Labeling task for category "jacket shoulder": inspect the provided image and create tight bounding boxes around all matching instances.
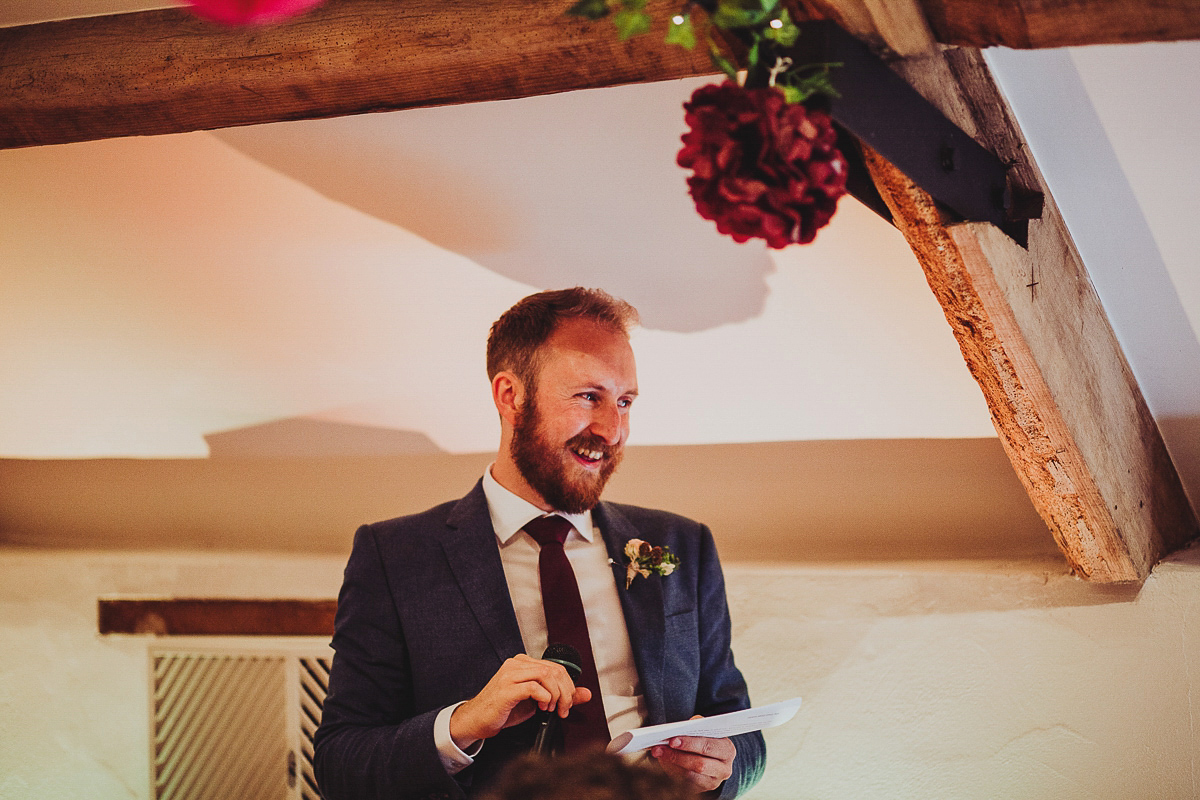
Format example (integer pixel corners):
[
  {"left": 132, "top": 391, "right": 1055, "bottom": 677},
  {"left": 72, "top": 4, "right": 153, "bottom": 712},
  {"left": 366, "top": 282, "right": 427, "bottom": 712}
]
[
  {"left": 600, "top": 500, "right": 706, "bottom": 532},
  {"left": 362, "top": 498, "right": 460, "bottom": 536},
  {"left": 366, "top": 479, "right": 483, "bottom": 534}
]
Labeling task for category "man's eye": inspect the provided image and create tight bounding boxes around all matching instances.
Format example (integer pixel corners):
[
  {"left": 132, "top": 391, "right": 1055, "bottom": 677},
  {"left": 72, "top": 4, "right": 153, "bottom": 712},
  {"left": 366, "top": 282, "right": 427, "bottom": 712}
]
[
  {"left": 580, "top": 392, "right": 598, "bottom": 402},
  {"left": 618, "top": 398, "right": 633, "bottom": 408}
]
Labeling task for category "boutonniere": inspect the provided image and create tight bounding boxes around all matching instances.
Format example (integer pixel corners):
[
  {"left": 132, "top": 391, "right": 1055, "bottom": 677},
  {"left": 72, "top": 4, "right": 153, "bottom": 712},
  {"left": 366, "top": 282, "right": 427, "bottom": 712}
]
[{"left": 623, "top": 538, "right": 679, "bottom": 589}]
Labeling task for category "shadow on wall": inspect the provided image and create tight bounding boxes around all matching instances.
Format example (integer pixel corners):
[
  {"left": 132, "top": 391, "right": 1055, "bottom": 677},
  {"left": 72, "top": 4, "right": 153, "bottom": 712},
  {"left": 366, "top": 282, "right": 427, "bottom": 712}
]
[
  {"left": 1, "top": 437, "right": 1061, "bottom": 564},
  {"left": 1159, "top": 414, "right": 1200, "bottom": 518},
  {"left": 213, "top": 78, "right": 777, "bottom": 334},
  {"left": 204, "top": 418, "right": 443, "bottom": 458}
]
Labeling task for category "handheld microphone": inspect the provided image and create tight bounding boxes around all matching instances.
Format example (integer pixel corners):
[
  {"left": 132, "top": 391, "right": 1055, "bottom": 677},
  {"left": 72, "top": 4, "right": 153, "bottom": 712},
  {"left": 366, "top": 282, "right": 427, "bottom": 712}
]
[{"left": 530, "top": 643, "right": 582, "bottom": 756}]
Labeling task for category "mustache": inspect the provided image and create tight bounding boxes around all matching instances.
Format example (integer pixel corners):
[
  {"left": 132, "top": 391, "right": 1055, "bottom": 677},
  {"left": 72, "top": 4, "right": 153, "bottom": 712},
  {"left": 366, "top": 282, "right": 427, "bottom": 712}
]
[{"left": 566, "top": 432, "right": 619, "bottom": 458}]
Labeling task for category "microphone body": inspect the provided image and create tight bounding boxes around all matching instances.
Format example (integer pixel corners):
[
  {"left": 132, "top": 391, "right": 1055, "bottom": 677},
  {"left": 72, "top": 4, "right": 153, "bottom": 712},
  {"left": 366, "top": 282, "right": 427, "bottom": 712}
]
[{"left": 530, "top": 643, "right": 582, "bottom": 756}]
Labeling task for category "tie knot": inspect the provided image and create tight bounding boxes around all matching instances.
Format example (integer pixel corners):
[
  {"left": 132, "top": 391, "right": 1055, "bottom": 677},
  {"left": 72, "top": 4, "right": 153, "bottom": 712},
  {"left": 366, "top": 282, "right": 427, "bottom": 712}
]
[{"left": 524, "top": 515, "right": 572, "bottom": 547}]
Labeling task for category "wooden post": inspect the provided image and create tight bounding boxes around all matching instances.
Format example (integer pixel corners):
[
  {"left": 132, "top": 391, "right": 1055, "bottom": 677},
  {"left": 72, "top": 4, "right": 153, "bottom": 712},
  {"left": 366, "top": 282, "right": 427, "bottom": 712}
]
[{"left": 863, "top": 49, "right": 1198, "bottom": 581}]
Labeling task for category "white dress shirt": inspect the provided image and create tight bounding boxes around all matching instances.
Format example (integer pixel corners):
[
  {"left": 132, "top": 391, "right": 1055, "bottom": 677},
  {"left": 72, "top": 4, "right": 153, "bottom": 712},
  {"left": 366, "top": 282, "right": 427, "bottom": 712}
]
[{"left": 433, "top": 467, "right": 648, "bottom": 772}]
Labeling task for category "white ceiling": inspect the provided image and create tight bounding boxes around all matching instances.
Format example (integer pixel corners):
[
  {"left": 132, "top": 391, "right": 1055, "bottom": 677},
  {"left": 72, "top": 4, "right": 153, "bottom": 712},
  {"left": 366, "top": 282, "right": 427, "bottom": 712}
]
[
  {"left": 0, "top": 87, "right": 993, "bottom": 457},
  {"left": 1, "top": 5, "right": 1197, "bottom": 508}
]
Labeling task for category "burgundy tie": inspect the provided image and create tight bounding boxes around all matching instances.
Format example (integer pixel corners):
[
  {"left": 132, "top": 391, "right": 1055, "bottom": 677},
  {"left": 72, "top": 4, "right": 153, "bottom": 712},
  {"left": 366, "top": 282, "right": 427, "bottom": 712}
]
[{"left": 523, "top": 515, "right": 610, "bottom": 751}]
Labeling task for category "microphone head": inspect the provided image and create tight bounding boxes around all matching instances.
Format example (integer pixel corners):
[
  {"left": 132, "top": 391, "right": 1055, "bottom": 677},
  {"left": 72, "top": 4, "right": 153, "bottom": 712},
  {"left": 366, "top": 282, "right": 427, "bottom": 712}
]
[{"left": 541, "top": 643, "right": 582, "bottom": 682}]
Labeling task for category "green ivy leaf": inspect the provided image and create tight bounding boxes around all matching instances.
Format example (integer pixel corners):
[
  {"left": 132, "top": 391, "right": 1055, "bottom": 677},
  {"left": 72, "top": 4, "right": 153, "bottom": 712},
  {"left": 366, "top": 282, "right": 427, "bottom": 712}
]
[
  {"left": 745, "top": 40, "right": 760, "bottom": 71},
  {"left": 665, "top": 13, "right": 697, "bottom": 49},
  {"left": 613, "top": 8, "right": 652, "bottom": 39},
  {"left": 713, "top": 0, "right": 779, "bottom": 30},
  {"left": 708, "top": 40, "right": 740, "bottom": 80},
  {"left": 566, "top": 0, "right": 611, "bottom": 19},
  {"left": 779, "top": 63, "right": 842, "bottom": 102},
  {"left": 761, "top": 8, "right": 799, "bottom": 46}
]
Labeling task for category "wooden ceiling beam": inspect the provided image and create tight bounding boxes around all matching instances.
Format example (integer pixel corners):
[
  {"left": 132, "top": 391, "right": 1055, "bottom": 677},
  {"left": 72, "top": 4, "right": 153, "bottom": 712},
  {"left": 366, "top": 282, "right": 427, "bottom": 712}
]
[
  {"left": 924, "top": 0, "right": 1200, "bottom": 49},
  {"left": 864, "top": 48, "right": 1198, "bottom": 582},
  {"left": 0, "top": 0, "right": 714, "bottom": 150},
  {"left": 4, "top": 0, "right": 1200, "bottom": 150},
  {"left": 797, "top": 0, "right": 1200, "bottom": 51}
]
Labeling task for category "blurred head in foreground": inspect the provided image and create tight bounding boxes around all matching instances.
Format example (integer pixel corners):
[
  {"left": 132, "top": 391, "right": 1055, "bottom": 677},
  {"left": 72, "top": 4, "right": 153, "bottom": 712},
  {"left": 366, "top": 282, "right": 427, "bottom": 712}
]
[{"left": 479, "top": 750, "right": 692, "bottom": 800}]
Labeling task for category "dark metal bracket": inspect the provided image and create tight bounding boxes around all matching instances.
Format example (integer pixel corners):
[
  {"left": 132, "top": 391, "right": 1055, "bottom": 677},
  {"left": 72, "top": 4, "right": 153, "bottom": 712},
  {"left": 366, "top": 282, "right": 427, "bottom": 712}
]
[{"left": 768, "top": 21, "right": 1041, "bottom": 247}]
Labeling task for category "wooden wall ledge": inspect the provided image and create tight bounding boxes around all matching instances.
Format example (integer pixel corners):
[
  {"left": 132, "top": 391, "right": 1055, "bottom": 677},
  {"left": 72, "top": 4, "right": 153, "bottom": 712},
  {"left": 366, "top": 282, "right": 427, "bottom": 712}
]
[{"left": 98, "top": 597, "right": 336, "bottom": 636}]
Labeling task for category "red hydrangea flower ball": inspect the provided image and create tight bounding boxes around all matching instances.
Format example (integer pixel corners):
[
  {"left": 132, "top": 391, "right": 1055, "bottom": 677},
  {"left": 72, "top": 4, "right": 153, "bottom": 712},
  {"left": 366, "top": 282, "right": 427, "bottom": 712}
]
[{"left": 677, "top": 82, "right": 849, "bottom": 248}]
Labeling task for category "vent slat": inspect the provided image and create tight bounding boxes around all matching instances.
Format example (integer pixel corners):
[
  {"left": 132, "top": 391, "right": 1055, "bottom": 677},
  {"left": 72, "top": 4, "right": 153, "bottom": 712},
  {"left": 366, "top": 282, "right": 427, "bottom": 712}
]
[
  {"left": 153, "top": 652, "right": 288, "bottom": 800},
  {"left": 298, "top": 657, "right": 329, "bottom": 800},
  {"left": 157, "top": 655, "right": 219, "bottom": 749},
  {"left": 160, "top": 658, "right": 241, "bottom": 781}
]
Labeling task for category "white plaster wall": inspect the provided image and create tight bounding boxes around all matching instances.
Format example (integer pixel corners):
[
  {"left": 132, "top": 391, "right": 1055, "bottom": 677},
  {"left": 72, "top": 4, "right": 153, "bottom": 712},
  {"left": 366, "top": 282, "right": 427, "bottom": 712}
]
[
  {"left": 732, "top": 554, "right": 1200, "bottom": 798},
  {"left": 1, "top": 547, "right": 1197, "bottom": 799},
  {"left": 0, "top": 550, "right": 344, "bottom": 799}
]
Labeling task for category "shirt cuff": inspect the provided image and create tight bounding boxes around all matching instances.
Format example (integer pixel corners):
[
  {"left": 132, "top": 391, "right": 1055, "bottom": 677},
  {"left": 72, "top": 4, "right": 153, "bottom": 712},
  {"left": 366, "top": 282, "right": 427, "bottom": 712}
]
[{"left": 434, "top": 702, "right": 483, "bottom": 775}]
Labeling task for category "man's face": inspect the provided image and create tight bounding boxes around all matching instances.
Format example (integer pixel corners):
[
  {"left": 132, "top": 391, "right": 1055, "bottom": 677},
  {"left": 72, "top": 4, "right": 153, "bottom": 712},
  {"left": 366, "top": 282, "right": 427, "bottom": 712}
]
[{"left": 509, "top": 318, "right": 638, "bottom": 514}]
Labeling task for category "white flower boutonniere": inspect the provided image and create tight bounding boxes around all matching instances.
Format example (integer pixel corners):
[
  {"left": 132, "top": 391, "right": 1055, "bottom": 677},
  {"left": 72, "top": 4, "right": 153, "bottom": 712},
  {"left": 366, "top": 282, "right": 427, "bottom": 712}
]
[{"left": 623, "top": 538, "right": 680, "bottom": 589}]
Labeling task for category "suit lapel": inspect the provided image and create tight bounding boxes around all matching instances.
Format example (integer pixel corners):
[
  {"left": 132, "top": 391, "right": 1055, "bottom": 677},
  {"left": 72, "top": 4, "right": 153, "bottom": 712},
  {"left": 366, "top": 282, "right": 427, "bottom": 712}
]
[
  {"left": 442, "top": 481, "right": 525, "bottom": 663},
  {"left": 594, "top": 502, "right": 667, "bottom": 725}
]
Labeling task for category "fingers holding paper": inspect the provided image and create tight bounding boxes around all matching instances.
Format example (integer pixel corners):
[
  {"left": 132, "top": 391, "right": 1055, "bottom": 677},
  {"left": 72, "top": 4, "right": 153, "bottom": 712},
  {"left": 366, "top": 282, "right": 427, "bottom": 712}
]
[{"left": 651, "top": 716, "right": 736, "bottom": 793}]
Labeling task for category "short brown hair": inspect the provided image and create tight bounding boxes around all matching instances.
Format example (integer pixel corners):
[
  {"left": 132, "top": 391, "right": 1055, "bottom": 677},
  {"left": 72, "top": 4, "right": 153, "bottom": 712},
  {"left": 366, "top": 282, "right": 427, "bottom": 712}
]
[
  {"left": 486, "top": 288, "right": 639, "bottom": 390},
  {"left": 478, "top": 751, "right": 691, "bottom": 800}
]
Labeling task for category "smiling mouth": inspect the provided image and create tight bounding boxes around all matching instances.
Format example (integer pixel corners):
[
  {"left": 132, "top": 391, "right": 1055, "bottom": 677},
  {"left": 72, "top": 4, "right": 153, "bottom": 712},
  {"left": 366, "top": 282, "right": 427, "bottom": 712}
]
[{"left": 571, "top": 445, "right": 605, "bottom": 465}]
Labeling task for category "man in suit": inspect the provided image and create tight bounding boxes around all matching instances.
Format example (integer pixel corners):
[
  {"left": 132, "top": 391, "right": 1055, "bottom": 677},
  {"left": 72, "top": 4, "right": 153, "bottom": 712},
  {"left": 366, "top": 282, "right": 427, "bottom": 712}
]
[{"left": 314, "top": 288, "right": 765, "bottom": 800}]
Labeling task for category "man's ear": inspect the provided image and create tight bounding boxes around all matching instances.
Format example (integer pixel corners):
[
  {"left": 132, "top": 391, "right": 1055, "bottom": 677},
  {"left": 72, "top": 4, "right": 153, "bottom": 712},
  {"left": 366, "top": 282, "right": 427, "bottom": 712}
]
[{"left": 491, "top": 371, "right": 525, "bottom": 425}]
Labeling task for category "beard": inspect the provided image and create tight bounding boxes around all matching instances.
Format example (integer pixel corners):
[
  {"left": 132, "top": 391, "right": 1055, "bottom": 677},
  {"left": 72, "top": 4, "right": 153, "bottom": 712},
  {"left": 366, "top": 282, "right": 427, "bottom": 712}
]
[{"left": 510, "top": 395, "right": 624, "bottom": 514}]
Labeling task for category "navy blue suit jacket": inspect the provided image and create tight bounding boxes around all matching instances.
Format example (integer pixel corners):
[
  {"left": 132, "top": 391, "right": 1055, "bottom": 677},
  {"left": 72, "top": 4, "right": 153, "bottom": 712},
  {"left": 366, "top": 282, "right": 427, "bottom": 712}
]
[{"left": 314, "top": 481, "right": 765, "bottom": 800}]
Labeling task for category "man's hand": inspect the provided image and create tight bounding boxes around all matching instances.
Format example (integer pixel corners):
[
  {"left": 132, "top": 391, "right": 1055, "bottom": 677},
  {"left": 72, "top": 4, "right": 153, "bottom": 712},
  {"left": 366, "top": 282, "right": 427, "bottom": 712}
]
[
  {"left": 448, "top": 654, "right": 592, "bottom": 749},
  {"left": 651, "top": 716, "right": 736, "bottom": 794}
]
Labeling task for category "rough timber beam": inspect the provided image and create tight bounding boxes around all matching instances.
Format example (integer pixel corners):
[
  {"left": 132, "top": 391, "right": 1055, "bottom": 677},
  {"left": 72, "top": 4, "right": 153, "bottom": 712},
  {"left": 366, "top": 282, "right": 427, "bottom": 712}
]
[
  {"left": 0, "top": 0, "right": 714, "bottom": 150},
  {"left": 922, "top": 0, "right": 1200, "bottom": 49},
  {"left": 793, "top": 0, "right": 1200, "bottom": 52},
  {"left": 863, "top": 48, "right": 1198, "bottom": 582},
  {"left": 4, "top": 0, "right": 1200, "bottom": 150}
]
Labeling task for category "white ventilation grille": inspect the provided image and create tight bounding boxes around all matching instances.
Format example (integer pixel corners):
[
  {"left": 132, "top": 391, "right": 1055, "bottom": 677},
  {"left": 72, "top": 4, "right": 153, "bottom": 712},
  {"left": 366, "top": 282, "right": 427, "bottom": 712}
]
[
  {"left": 298, "top": 657, "right": 331, "bottom": 800},
  {"left": 152, "top": 648, "right": 331, "bottom": 800}
]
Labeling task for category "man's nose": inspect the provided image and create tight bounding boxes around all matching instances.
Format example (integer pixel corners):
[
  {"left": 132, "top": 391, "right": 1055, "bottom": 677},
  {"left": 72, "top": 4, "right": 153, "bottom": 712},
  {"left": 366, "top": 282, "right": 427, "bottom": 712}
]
[{"left": 590, "top": 403, "right": 623, "bottom": 446}]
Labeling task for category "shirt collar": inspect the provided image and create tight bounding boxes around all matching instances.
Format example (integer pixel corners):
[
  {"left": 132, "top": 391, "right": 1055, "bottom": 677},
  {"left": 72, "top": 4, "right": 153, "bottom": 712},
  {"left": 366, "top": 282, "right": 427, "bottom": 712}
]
[{"left": 482, "top": 464, "right": 594, "bottom": 544}]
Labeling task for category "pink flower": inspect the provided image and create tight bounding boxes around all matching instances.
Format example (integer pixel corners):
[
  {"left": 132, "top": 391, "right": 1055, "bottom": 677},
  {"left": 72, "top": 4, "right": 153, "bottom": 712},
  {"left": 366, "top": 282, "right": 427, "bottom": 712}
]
[
  {"left": 677, "top": 82, "right": 848, "bottom": 248},
  {"left": 184, "top": 0, "right": 324, "bottom": 26}
]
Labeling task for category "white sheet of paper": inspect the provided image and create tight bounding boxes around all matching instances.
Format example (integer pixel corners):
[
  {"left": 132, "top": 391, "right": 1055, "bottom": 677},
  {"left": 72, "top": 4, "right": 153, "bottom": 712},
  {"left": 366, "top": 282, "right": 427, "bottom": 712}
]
[{"left": 606, "top": 696, "right": 802, "bottom": 755}]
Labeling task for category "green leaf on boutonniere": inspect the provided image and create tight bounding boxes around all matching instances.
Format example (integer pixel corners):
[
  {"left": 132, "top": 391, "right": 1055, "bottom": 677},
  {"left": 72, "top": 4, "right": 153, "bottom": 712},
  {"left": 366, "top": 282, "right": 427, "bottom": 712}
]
[
  {"left": 665, "top": 13, "right": 696, "bottom": 49},
  {"left": 613, "top": 8, "right": 652, "bottom": 39},
  {"left": 566, "top": 0, "right": 611, "bottom": 20}
]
